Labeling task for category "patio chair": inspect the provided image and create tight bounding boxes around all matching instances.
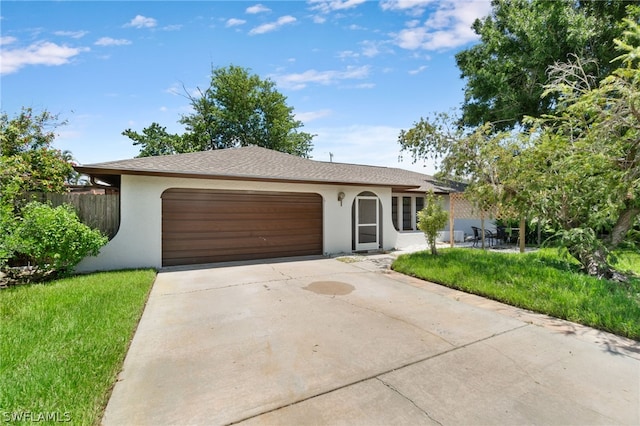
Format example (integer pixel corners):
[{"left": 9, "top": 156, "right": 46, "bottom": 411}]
[
  {"left": 496, "top": 226, "right": 508, "bottom": 245},
  {"left": 485, "top": 229, "right": 496, "bottom": 246},
  {"left": 471, "top": 226, "right": 481, "bottom": 247},
  {"left": 472, "top": 226, "right": 495, "bottom": 247}
]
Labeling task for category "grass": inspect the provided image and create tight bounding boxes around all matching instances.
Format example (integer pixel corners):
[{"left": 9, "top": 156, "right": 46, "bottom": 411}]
[
  {"left": 392, "top": 248, "right": 640, "bottom": 341},
  {"left": 0, "top": 270, "right": 156, "bottom": 425},
  {"left": 614, "top": 249, "right": 640, "bottom": 275}
]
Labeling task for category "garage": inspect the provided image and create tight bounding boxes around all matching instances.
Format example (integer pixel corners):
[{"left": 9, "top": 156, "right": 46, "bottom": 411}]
[{"left": 161, "top": 188, "right": 323, "bottom": 266}]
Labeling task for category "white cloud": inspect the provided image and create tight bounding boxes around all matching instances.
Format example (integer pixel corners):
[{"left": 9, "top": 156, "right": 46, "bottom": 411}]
[
  {"left": 246, "top": 4, "right": 271, "bottom": 14},
  {"left": 308, "top": 0, "right": 368, "bottom": 14},
  {"left": 312, "top": 15, "right": 327, "bottom": 24},
  {"left": 309, "top": 124, "right": 438, "bottom": 174},
  {"left": 338, "top": 50, "right": 358, "bottom": 59},
  {"left": 165, "top": 83, "right": 183, "bottom": 96},
  {"left": 380, "top": 0, "right": 435, "bottom": 15},
  {"left": 296, "top": 109, "right": 333, "bottom": 122},
  {"left": 408, "top": 65, "right": 428, "bottom": 75},
  {"left": 0, "top": 36, "right": 17, "bottom": 46},
  {"left": 271, "top": 65, "right": 370, "bottom": 90},
  {"left": 124, "top": 15, "right": 157, "bottom": 29},
  {"left": 395, "top": 26, "right": 427, "bottom": 50},
  {"left": 391, "top": 0, "right": 491, "bottom": 50},
  {"left": 95, "top": 37, "right": 131, "bottom": 46},
  {"left": 162, "top": 24, "right": 183, "bottom": 31},
  {"left": 338, "top": 41, "right": 385, "bottom": 60},
  {"left": 226, "top": 18, "right": 247, "bottom": 27},
  {"left": 361, "top": 40, "right": 383, "bottom": 57},
  {"left": 165, "top": 82, "right": 199, "bottom": 98},
  {"left": 54, "top": 30, "right": 89, "bottom": 39},
  {"left": 249, "top": 15, "right": 296, "bottom": 35},
  {"left": 1, "top": 41, "right": 89, "bottom": 75}
]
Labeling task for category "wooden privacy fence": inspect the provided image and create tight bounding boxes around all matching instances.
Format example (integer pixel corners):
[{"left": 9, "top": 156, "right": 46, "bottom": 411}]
[{"left": 26, "top": 192, "right": 120, "bottom": 239}]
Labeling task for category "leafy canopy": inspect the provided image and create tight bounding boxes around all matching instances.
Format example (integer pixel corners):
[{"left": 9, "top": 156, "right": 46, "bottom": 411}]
[
  {"left": 124, "top": 65, "right": 314, "bottom": 158},
  {"left": 0, "top": 107, "right": 74, "bottom": 200},
  {"left": 456, "top": 0, "right": 636, "bottom": 130},
  {"left": 399, "top": 14, "right": 640, "bottom": 280},
  {"left": 0, "top": 108, "right": 107, "bottom": 277},
  {"left": 122, "top": 122, "right": 186, "bottom": 158}
]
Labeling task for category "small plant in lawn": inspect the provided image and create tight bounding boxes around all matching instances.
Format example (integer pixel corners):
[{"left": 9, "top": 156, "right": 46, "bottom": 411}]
[{"left": 417, "top": 191, "right": 449, "bottom": 255}]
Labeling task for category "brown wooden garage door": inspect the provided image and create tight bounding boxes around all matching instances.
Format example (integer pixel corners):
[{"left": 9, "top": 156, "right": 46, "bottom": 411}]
[{"left": 161, "top": 189, "right": 323, "bottom": 266}]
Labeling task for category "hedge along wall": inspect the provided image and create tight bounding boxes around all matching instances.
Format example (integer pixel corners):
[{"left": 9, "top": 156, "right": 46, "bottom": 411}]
[{"left": 26, "top": 192, "right": 120, "bottom": 239}]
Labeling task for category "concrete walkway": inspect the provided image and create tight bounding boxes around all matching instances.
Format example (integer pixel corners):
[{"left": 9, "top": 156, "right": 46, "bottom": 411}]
[{"left": 103, "top": 255, "right": 640, "bottom": 425}]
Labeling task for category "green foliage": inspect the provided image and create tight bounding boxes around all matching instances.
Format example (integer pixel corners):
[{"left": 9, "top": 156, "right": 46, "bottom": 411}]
[
  {"left": 122, "top": 122, "right": 186, "bottom": 158},
  {"left": 0, "top": 108, "right": 105, "bottom": 281},
  {"left": 0, "top": 108, "right": 74, "bottom": 200},
  {"left": 455, "top": 0, "right": 636, "bottom": 130},
  {"left": 9, "top": 202, "right": 108, "bottom": 277},
  {"left": 398, "top": 114, "right": 519, "bottom": 218},
  {"left": 417, "top": 192, "right": 449, "bottom": 255},
  {"left": 399, "top": 16, "right": 640, "bottom": 279},
  {"left": 0, "top": 269, "right": 155, "bottom": 424},
  {"left": 551, "top": 228, "right": 614, "bottom": 279},
  {"left": 524, "top": 17, "right": 640, "bottom": 249},
  {"left": 124, "top": 65, "right": 314, "bottom": 158},
  {"left": 0, "top": 203, "right": 18, "bottom": 268},
  {"left": 392, "top": 248, "right": 640, "bottom": 340}
]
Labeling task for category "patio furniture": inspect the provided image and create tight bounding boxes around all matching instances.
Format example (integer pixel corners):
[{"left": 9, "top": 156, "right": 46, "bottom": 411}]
[
  {"left": 471, "top": 226, "right": 481, "bottom": 247},
  {"left": 472, "top": 226, "right": 495, "bottom": 247},
  {"left": 485, "top": 229, "right": 496, "bottom": 246},
  {"left": 496, "top": 226, "right": 508, "bottom": 245},
  {"left": 507, "top": 227, "right": 520, "bottom": 245}
]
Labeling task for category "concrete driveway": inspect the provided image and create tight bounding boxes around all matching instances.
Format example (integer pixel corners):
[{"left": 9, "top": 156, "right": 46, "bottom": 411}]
[{"left": 103, "top": 255, "right": 640, "bottom": 425}]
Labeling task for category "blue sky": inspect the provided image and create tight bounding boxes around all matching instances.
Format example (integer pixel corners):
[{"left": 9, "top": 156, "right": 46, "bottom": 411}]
[{"left": 1, "top": 0, "right": 491, "bottom": 174}]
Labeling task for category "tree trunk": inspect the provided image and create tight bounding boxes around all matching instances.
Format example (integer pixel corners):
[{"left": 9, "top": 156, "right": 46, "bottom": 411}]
[
  {"left": 607, "top": 203, "right": 640, "bottom": 249},
  {"left": 569, "top": 246, "right": 628, "bottom": 283}
]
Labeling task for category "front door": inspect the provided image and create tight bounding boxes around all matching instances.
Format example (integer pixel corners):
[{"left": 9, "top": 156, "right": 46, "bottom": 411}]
[{"left": 355, "top": 196, "right": 379, "bottom": 251}]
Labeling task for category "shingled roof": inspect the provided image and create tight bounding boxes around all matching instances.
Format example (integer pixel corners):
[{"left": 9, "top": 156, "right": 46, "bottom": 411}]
[{"left": 75, "top": 146, "right": 460, "bottom": 193}]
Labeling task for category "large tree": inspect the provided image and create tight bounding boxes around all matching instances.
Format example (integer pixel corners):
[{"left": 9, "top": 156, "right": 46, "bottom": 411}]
[
  {"left": 399, "top": 18, "right": 640, "bottom": 281},
  {"left": 124, "top": 65, "right": 314, "bottom": 158},
  {"left": 0, "top": 108, "right": 84, "bottom": 270},
  {"left": 517, "top": 19, "right": 640, "bottom": 277},
  {"left": 456, "top": 0, "right": 636, "bottom": 130},
  {"left": 122, "top": 122, "right": 186, "bottom": 157},
  {"left": 0, "top": 107, "right": 74, "bottom": 201}
]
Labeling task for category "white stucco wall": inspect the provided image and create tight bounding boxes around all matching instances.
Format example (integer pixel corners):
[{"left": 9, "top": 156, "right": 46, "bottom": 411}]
[{"left": 76, "top": 175, "right": 399, "bottom": 272}]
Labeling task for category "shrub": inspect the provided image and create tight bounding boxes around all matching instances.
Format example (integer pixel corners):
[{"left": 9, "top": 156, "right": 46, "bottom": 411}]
[
  {"left": 9, "top": 202, "right": 108, "bottom": 278},
  {"left": 0, "top": 203, "right": 18, "bottom": 269},
  {"left": 417, "top": 191, "right": 449, "bottom": 255}
]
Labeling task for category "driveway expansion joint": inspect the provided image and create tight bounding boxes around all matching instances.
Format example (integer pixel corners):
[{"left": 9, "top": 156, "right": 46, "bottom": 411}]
[
  {"left": 375, "top": 377, "right": 443, "bottom": 426},
  {"left": 225, "top": 323, "right": 530, "bottom": 425}
]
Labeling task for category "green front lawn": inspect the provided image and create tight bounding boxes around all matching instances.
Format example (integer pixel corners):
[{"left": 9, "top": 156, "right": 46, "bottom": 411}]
[
  {"left": 392, "top": 248, "right": 640, "bottom": 340},
  {"left": 0, "top": 270, "right": 156, "bottom": 425}
]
